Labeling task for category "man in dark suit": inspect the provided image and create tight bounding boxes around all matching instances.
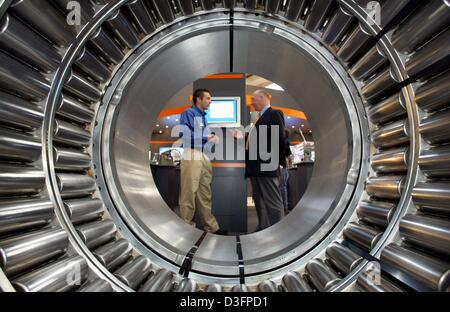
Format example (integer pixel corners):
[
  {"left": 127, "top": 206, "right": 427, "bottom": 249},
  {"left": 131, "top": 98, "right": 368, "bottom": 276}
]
[{"left": 245, "top": 90, "right": 289, "bottom": 231}]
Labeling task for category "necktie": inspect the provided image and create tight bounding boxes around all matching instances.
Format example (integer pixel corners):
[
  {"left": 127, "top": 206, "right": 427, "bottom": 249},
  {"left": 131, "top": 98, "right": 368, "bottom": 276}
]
[{"left": 246, "top": 112, "right": 261, "bottom": 151}]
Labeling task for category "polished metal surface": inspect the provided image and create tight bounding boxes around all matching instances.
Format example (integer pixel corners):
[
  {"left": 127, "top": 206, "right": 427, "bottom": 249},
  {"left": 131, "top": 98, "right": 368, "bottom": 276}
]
[
  {"left": 258, "top": 280, "right": 278, "bottom": 292},
  {"left": 75, "top": 220, "right": 116, "bottom": 249},
  {"left": 0, "top": 13, "right": 60, "bottom": 73},
  {"left": 326, "top": 242, "right": 363, "bottom": 275},
  {"left": 0, "top": 227, "right": 68, "bottom": 276},
  {"left": 64, "top": 198, "right": 104, "bottom": 224},
  {"left": 282, "top": 271, "right": 312, "bottom": 292},
  {"left": 356, "top": 200, "right": 395, "bottom": 228},
  {"left": 400, "top": 214, "right": 450, "bottom": 256},
  {"left": 368, "top": 93, "right": 406, "bottom": 125},
  {"left": 0, "top": 127, "right": 41, "bottom": 162},
  {"left": 413, "top": 182, "right": 450, "bottom": 215},
  {"left": 356, "top": 270, "right": 403, "bottom": 292},
  {"left": 381, "top": 244, "right": 450, "bottom": 292},
  {"left": 174, "top": 278, "right": 198, "bottom": 292},
  {"left": 113, "top": 255, "right": 151, "bottom": 290},
  {"left": 78, "top": 279, "right": 113, "bottom": 292},
  {"left": 0, "top": 51, "right": 50, "bottom": 102},
  {"left": 372, "top": 148, "right": 408, "bottom": 173},
  {"left": 0, "top": 91, "right": 43, "bottom": 131},
  {"left": 93, "top": 239, "right": 132, "bottom": 270},
  {"left": 0, "top": 0, "right": 447, "bottom": 293},
  {"left": 343, "top": 222, "right": 383, "bottom": 250},
  {"left": 419, "top": 146, "right": 450, "bottom": 178},
  {"left": 12, "top": 256, "right": 88, "bottom": 292},
  {"left": 392, "top": 0, "right": 450, "bottom": 54},
  {"left": 305, "top": 259, "right": 341, "bottom": 292},
  {"left": 0, "top": 198, "right": 54, "bottom": 235},
  {"left": 54, "top": 147, "right": 91, "bottom": 171},
  {"left": 57, "top": 95, "right": 95, "bottom": 125},
  {"left": 9, "top": 0, "right": 76, "bottom": 47},
  {"left": 138, "top": 269, "right": 173, "bottom": 292},
  {"left": 415, "top": 71, "right": 450, "bottom": 113}
]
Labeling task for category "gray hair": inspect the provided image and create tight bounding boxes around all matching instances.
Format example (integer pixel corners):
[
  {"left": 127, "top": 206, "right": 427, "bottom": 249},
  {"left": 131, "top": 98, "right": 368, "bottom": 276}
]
[{"left": 253, "top": 89, "right": 272, "bottom": 101}]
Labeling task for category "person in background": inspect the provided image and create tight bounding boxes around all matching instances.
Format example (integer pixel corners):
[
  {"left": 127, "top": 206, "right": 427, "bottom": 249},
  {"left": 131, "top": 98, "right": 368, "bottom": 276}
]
[
  {"left": 279, "top": 128, "right": 293, "bottom": 215},
  {"left": 178, "top": 88, "right": 227, "bottom": 235}
]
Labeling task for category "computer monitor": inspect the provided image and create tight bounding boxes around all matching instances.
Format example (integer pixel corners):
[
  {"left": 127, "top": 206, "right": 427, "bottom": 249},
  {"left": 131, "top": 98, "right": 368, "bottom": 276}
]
[{"left": 206, "top": 97, "right": 241, "bottom": 127}]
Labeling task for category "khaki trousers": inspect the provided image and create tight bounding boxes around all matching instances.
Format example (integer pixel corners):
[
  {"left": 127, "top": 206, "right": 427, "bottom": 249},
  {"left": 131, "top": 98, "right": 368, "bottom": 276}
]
[{"left": 179, "top": 148, "right": 219, "bottom": 233}]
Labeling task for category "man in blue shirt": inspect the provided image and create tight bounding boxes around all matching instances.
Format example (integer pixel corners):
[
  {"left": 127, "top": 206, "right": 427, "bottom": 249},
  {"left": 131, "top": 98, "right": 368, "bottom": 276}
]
[{"left": 178, "top": 89, "right": 226, "bottom": 235}]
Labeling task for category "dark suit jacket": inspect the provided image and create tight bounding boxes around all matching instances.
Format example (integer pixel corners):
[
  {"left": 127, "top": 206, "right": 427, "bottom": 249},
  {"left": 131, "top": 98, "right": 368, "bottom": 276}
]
[{"left": 245, "top": 107, "right": 288, "bottom": 178}]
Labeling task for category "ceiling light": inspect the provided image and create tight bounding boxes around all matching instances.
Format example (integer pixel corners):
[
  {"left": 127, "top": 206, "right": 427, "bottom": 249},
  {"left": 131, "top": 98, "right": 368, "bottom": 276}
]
[
  {"left": 301, "top": 124, "right": 305, "bottom": 127},
  {"left": 156, "top": 124, "right": 160, "bottom": 127},
  {"left": 265, "top": 83, "right": 284, "bottom": 91},
  {"left": 291, "top": 126, "right": 295, "bottom": 129},
  {"left": 165, "top": 125, "right": 169, "bottom": 129}
]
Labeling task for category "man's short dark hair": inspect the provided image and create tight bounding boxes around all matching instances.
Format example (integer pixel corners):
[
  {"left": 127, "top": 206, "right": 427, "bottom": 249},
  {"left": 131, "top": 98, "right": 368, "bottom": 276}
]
[{"left": 193, "top": 88, "right": 211, "bottom": 105}]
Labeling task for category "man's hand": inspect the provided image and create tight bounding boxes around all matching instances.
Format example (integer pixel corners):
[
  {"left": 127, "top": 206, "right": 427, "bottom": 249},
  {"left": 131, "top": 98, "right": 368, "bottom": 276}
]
[
  {"left": 230, "top": 128, "right": 244, "bottom": 140},
  {"left": 208, "top": 134, "right": 220, "bottom": 144}
]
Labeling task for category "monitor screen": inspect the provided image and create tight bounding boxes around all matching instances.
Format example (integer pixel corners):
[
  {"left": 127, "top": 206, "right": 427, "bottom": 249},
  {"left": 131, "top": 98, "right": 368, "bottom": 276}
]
[
  {"left": 206, "top": 97, "right": 240, "bottom": 127},
  {"left": 159, "top": 147, "right": 184, "bottom": 155}
]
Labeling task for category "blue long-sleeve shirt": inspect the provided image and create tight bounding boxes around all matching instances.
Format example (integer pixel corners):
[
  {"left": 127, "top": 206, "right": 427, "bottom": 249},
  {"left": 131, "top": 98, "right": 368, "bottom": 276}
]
[{"left": 179, "top": 105, "right": 210, "bottom": 151}]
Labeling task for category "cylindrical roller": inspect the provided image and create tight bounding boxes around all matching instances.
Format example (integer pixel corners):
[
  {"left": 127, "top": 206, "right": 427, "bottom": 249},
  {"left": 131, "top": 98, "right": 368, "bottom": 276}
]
[
  {"left": 371, "top": 119, "right": 409, "bottom": 149},
  {"left": 378, "top": 0, "right": 411, "bottom": 29},
  {"left": 258, "top": 280, "right": 278, "bottom": 292},
  {"left": 88, "top": 27, "right": 125, "bottom": 65},
  {"left": 76, "top": 220, "right": 116, "bottom": 249},
  {"left": 64, "top": 70, "right": 102, "bottom": 103},
  {"left": 400, "top": 214, "right": 450, "bottom": 256},
  {"left": 420, "top": 109, "right": 450, "bottom": 145},
  {"left": 368, "top": 92, "right": 406, "bottom": 125},
  {"left": 264, "top": 0, "right": 281, "bottom": 15},
  {"left": 0, "top": 198, "right": 53, "bottom": 236},
  {"left": 322, "top": 5, "right": 354, "bottom": 45},
  {"left": 93, "top": 239, "right": 132, "bottom": 271},
  {"left": 175, "top": 278, "right": 197, "bottom": 292},
  {"left": 12, "top": 256, "right": 88, "bottom": 292},
  {"left": 0, "top": 91, "right": 43, "bottom": 131},
  {"left": 222, "top": 0, "right": 236, "bottom": 9},
  {"left": 126, "top": 0, "right": 156, "bottom": 34},
  {"left": 362, "top": 67, "right": 401, "bottom": 102},
  {"left": 9, "top": 0, "right": 76, "bottom": 47},
  {"left": 200, "top": 0, "right": 215, "bottom": 10},
  {"left": 366, "top": 175, "right": 405, "bottom": 200},
  {"left": 343, "top": 222, "right": 383, "bottom": 250},
  {"left": 405, "top": 29, "right": 450, "bottom": 79},
  {"left": 304, "top": 0, "right": 334, "bottom": 32},
  {"left": 0, "top": 52, "right": 50, "bottom": 102},
  {"left": 0, "top": 14, "right": 60, "bottom": 73},
  {"left": 152, "top": 0, "right": 176, "bottom": 23},
  {"left": 305, "top": 259, "right": 341, "bottom": 292},
  {"left": 381, "top": 244, "right": 450, "bottom": 292},
  {"left": 284, "top": 0, "right": 307, "bottom": 21},
  {"left": 139, "top": 269, "right": 173, "bottom": 292},
  {"left": 371, "top": 147, "right": 408, "bottom": 173},
  {"left": 415, "top": 72, "right": 450, "bottom": 113},
  {"left": 356, "top": 200, "right": 396, "bottom": 228},
  {"left": 350, "top": 44, "right": 387, "bottom": 81},
  {"left": 57, "top": 95, "right": 95, "bottom": 125},
  {"left": 413, "top": 182, "right": 450, "bottom": 215},
  {"left": 56, "top": 174, "right": 96, "bottom": 199},
  {"left": 206, "top": 283, "right": 222, "bottom": 292},
  {"left": 325, "top": 242, "right": 363, "bottom": 275},
  {"left": 0, "top": 165, "right": 45, "bottom": 196},
  {"left": 104, "top": 10, "right": 140, "bottom": 49},
  {"left": 78, "top": 279, "right": 113, "bottom": 292},
  {"left": 175, "top": 0, "right": 194, "bottom": 15},
  {"left": 114, "top": 256, "right": 151, "bottom": 290},
  {"left": 64, "top": 198, "right": 104, "bottom": 225},
  {"left": 52, "top": 0, "right": 95, "bottom": 24},
  {"left": 75, "top": 48, "right": 111, "bottom": 83},
  {"left": 419, "top": 147, "right": 450, "bottom": 178},
  {"left": 54, "top": 119, "right": 91, "bottom": 147},
  {"left": 0, "top": 228, "right": 68, "bottom": 277},
  {"left": 54, "top": 147, "right": 91, "bottom": 171},
  {"left": 231, "top": 284, "right": 249, "bottom": 292},
  {"left": 356, "top": 271, "right": 403, "bottom": 292},
  {"left": 337, "top": 24, "right": 373, "bottom": 63},
  {"left": 0, "top": 127, "right": 41, "bottom": 162},
  {"left": 282, "top": 271, "right": 312, "bottom": 292},
  {"left": 392, "top": 0, "right": 450, "bottom": 54}
]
